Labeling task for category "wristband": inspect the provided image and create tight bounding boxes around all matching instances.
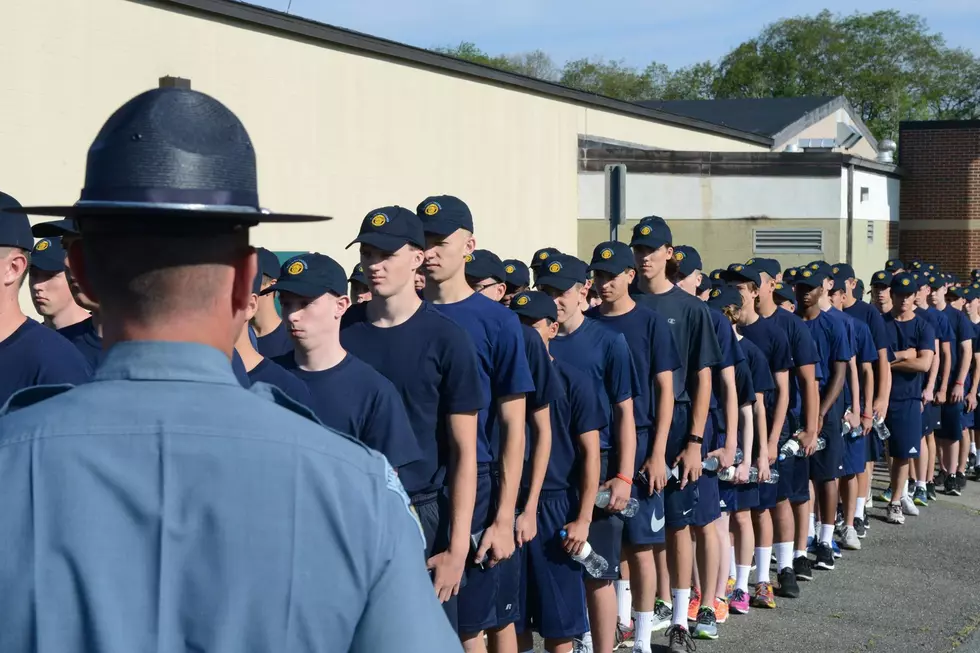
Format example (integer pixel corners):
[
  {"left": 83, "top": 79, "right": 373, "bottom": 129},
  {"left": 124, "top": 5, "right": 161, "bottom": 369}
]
[
  {"left": 954, "top": 381, "right": 964, "bottom": 387},
  {"left": 615, "top": 473, "right": 633, "bottom": 486},
  {"left": 687, "top": 435, "right": 704, "bottom": 445},
  {"left": 862, "top": 414, "right": 873, "bottom": 420}
]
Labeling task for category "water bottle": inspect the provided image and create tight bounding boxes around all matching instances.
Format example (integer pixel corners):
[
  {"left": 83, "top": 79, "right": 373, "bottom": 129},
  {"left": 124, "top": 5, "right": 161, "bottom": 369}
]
[
  {"left": 594, "top": 488, "right": 640, "bottom": 518},
  {"left": 873, "top": 413, "right": 891, "bottom": 441},
  {"left": 778, "top": 435, "right": 802, "bottom": 461},
  {"left": 670, "top": 454, "right": 727, "bottom": 480},
  {"left": 747, "top": 467, "right": 779, "bottom": 484},
  {"left": 560, "top": 529, "right": 609, "bottom": 578},
  {"left": 842, "top": 410, "right": 863, "bottom": 440}
]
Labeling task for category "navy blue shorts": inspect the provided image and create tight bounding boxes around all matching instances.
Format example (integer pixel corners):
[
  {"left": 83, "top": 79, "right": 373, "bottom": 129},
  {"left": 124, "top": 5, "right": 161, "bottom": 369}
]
[
  {"left": 738, "top": 482, "right": 761, "bottom": 511},
  {"left": 790, "top": 455, "right": 810, "bottom": 504},
  {"left": 585, "top": 451, "right": 623, "bottom": 581},
  {"left": 458, "top": 466, "right": 498, "bottom": 634},
  {"left": 842, "top": 432, "right": 867, "bottom": 476},
  {"left": 694, "top": 472, "right": 721, "bottom": 527},
  {"left": 938, "top": 402, "right": 965, "bottom": 441},
  {"left": 775, "top": 453, "right": 795, "bottom": 502},
  {"left": 810, "top": 402, "right": 845, "bottom": 483},
  {"left": 887, "top": 398, "right": 923, "bottom": 460},
  {"left": 489, "top": 466, "right": 521, "bottom": 629},
  {"left": 719, "top": 480, "right": 737, "bottom": 513},
  {"left": 922, "top": 402, "right": 940, "bottom": 435},
  {"left": 664, "top": 402, "right": 698, "bottom": 529},
  {"left": 866, "top": 427, "right": 885, "bottom": 463},
  {"left": 963, "top": 405, "right": 975, "bottom": 429},
  {"left": 412, "top": 489, "right": 459, "bottom": 632},
  {"left": 517, "top": 489, "right": 589, "bottom": 640},
  {"left": 625, "top": 429, "right": 666, "bottom": 546},
  {"left": 756, "top": 477, "right": 778, "bottom": 511}
]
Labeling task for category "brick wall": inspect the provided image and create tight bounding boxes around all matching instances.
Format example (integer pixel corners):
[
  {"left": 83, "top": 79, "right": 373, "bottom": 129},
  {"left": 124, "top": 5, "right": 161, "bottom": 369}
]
[{"left": 899, "top": 121, "right": 980, "bottom": 276}]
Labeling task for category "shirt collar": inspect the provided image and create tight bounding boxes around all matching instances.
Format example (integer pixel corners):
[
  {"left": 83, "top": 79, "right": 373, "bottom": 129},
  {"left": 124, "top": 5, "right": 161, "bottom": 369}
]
[{"left": 94, "top": 341, "right": 240, "bottom": 385}]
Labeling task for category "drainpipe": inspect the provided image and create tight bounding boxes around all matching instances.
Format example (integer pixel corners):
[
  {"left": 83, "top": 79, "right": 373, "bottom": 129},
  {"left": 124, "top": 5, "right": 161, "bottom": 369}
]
[{"left": 846, "top": 163, "right": 855, "bottom": 265}]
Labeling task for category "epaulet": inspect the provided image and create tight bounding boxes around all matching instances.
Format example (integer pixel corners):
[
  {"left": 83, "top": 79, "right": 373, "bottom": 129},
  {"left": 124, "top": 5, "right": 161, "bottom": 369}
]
[{"left": 0, "top": 384, "right": 75, "bottom": 416}]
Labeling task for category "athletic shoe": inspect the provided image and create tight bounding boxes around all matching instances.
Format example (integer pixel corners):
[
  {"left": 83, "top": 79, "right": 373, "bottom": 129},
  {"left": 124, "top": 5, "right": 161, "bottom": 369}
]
[
  {"left": 901, "top": 495, "right": 920, "bottom": 516},
  {"left": 806, "top": 536, "right": 817, "bottom": 558},
  {"left": 651, "top": 600, "right": 673, "bottom": 632},
  {"left": 969, "top": 452, "right": 977, "bottom": 470},
  {"left": 927, "top": 482, "right": 938, "bottom": 501},
  {"left": 854, "top": 517, "right": 867, "bottom": 539},
  {"left": 877, "top": 486, "right": 893, "bottom": 503},
  {"left": 913, "top": 486, "right": 928, "bottom": 506},
  {"left": 945, "top": 474, "right": 961, "bottom": 496},
  {"left": 936, "top": 470, "right": 948, "bottom": 487},
  {"left": 887, "top": 503, "right": 905, "bottom": 524},
  {"left": 572, "top": 638, "right": 592, "bottom": 653},
  {"left": 692, "top": 607, "right": 718, "bottom": 640},
  {"left": 813, "top": 542, "right": 835, "bottom": 570},
  {"left": 957, "top": 473, "right": 967, "bottom": 491},
  {"left": 840, "top": 525, "right": 861, "bottom": 550},
  {"left": 615, "top": 621, "right": 635, "bottom": 650},
  {"left": 751, "top": 582, "right": 777, "bottom": 609},
  {"left": 793, "top": 555, "right": 813, "bottom": 581},
  {"left": 666, "top": 625, "right": 697, "bottom": 653},
  {"left": 775, "top": 567, "right": 800, "bottom": 598},
  {"left": 835, "top": 505, "right": 844, "bottom": 527},
  {"left": 831, "top": 540, "right": 842, "bottom": 559},
  {"left": 725, "top": 576, "right": 735, "bottom": 600},
  {"left": 729, "top": 588, "right": 750, "bottom": 614},
  {"left": 714, "top": 597, "right": 729, "bottom": 624},
  {"left": 687, "top": 587, "right": 701, "bottom": 622}
]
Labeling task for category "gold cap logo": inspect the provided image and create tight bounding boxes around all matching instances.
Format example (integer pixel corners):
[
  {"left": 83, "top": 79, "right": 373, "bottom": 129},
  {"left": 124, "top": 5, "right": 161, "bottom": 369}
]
[
  {"left": 504, "top": 264, "right": 516, "bottom": 274},
  {"left": 548, "top": 262, "right": 561, "bottom": 274},
  {"left": 516, "top": 295, "right": 529, "bottom": 306},
  {"left": 902, "top": 278, "right": 911, "bottom": 286},
  {"left": 600, "top": 248, "right": 613, "bottom": 260},
  {"left": 802, "top": 270, "right": 812, "bottom": 278},
  {"left": 711, "top": 289, "right": 721, "bottom": 298},
  {"left": 464, "top": 254, "right": 474, "bottom": 263},
  {"left": 675, "top": 251, "right": 685, "bottom": 261},
  {"left": 877, "top": 272, "right": 885, "bottom": 279},
  {"left": 640, "top": 225, "right": 652, "bottom": 236},
  {"left": 370, "top": 213, "right": 388, "bottom": 227},
  {"left": 287, "top": 260, "right": 306, "bottom": 276},
  {"left": 423, "top": 202, "right": 440, "bottom": 216},
  {"left": 35, "top": 240, "right": 50, "bottom": 251},
  {"left": 538, "top": 251, "right": 549, "bottom": 260}
]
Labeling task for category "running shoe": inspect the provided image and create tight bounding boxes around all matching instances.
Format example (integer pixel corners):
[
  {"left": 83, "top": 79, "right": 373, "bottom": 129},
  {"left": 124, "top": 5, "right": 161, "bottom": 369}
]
[
  {"left": 793, "top": 555, "right": 813, "bottom": 581},
  {"left": 687, "top": 587, "right": 701, "bottom": 622},
  {"left": 927, "top": 481, "right": 938, "bottom": 501},
  {"left": 714, "top": 597, "right": 729, "bottom": 624},
  {"left": 831, "top": 540, "right": 842, "bottom": 559},
  {"left": 913, "top": 486, "right": 928, "bottom": 506},
  {"left": 835, "top": 505, "right": 844, "bottom": 527},
  {"left": 936, "top": 470, "right": 948, "bottom": 487},
  {"left": 666, "top": 625, "right": 697, "bottom": 653},
  {"left": 887, "top": 503, "right": 905, "bottom": 524},
  {"left": 945, "top": 474, "right": 961, "bottom": 496},
  {"left": 813, "top": 542, "right": 835, "bottom": 570},
  {"left": 725, "top": 576, "right": 735, "bottom": 600},
  {"left": 877, "top": 486, "right": 893, "bottom": 503},
  {"left": 969, "top": 452, "right": 977, "bottom": 470},
  {"left": 692, "top": 607, "right": 718, "bottom": 640},
  {"left": 854, "top": 517, "right": 866, "bottom": 539},
  {"left": 806, "top": 536, "right": 817, "bottom": 558},
  {"left": 957, "top": 473, "right": 967, "bottom": 491},
  {"left": 751, "top": 581, "right": 777, "bottom": 609},
  {"left": 615, "top": 621, "right": 635, "bottom": 650},
  {"left": 729, "top": 587, "right": 750, "bottom": 614},
  {"left": 863, "top": 513, "right": 871, "bottom": 532},
  {"left": 651, "top": 600, "right": 673, "bottom": 632},
  {"left": 901, "top": 495, "right": 920, "bottom": 516},
  {"left": 840, "top": 525, "right": 861, "bottom": 550},
  {"left": 775, "top": 567, "right": 800, "bottom": 598}
]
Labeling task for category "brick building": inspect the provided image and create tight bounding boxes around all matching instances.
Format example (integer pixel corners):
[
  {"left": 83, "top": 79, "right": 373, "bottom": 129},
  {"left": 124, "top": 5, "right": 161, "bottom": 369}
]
[{"left": 899, "top": 120, "right": 980, "bottom": 276}]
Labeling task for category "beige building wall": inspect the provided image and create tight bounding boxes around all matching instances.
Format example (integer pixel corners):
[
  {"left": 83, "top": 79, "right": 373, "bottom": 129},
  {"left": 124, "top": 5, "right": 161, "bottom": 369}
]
[{"left": 2, "top": 0, "right": 768, "bottom": 318}]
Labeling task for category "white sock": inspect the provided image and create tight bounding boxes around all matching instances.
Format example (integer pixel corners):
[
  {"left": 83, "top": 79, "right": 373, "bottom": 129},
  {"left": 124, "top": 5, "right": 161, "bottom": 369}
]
[
  {"left": 819, "top": 523, "right": 834, "bottom": 545},
  {"left": 671, "top": 589, "right": 690, "bottom": 628},
  {"left": 971, "top": 442, "right": 977, "bottom": 455},
  {"left": 735, "top": 565, "right": 751, "bottom": 593},
  {"left": 794, "top": 549, "right": 807, "bottom": 559},
  {"left": 916, "top": 480, "right": 927, "bottom": 490},
  {"left": 581, "top": 632, "right": 593, "bottom": 650},
  {"left": 634, "top": 611, "right": 654, "bottom": 652},
  {"left": 774, "top": 541, "right": 794, "bottom": 570},
  {"left": 615, "top": 580, "right": 632, "bottom": 626},
  {"left": 855, "top": 497, "right": 866, "bottom": 520},
  {"left": 754, "top": 547, "right": 772, "bottom": 584},
  {"left": 729, "top": 546, "right": 737, "bottom": 579},
  {"left": 808, "top": 513, "right": 816, "bottom": 538}
]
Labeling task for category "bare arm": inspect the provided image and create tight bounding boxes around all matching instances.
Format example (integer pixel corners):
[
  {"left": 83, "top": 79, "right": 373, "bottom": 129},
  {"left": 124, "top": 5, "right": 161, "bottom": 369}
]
[
  {"left": 951, "top": 340, "right": 973, "bottom": 403},
  {"left": 937, "top": 341, "right": 952, "bottom": 400},
  {"left": 478, "top": 395, "right": 526, "bottom": 564},
  {"left": 893, "top": 349, "right": 934, "bottom": 374},
  {"left": 770, "top": 369, "right": 790, "bottom": 449},
  {"left": 602, "top": 399, "right": 636, "bottom": 513},
  {"left": 640, "top": 370, "right": 674, "bottom": 494},
  {"left": 860, "top": 361, "right": 874, "bottom": 421},
  {"left": 676, "top": 367, "right": 712, "bottom": 488},
  {"left": 708, "top": 366, "right": 738, "bottom": 467},
  {"left": 562, "top": 429, "right": 601, "bottom": 557},
  {"left": 520, "top": 405, "right": 552, "bottom": 521},
  {"left": 821, "top": 360, "right": 847, "bottom": 418},
  {"left": 873, "top": 349, "right": 892, "bottom": 417},
  {"left": 847, "top": 357, "right": 860, "bottom": 418}
]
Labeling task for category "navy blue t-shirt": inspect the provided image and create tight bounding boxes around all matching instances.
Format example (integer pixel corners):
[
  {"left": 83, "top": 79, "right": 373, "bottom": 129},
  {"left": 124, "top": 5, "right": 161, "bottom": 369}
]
[
  {"left": 537, "top": 358, "right": 607, "bottom": 491},
  {"left": 943, "top": 305, "right": 975, "bottom": 389},
  {"left": 431, "top": 293, "right": 535, "bottom": 464},
  {"left": 737, "top": 337, "right": 773, "bottom": 456},
  {"left": 837, "top": 308, "right": 878, "bottom": 408},
  {"left": 709, "top": 310, "right": 745, "bottom": 410},
  {"left": 916, "top": 306, "right": 951, "bottom": 391},
  {"left": 255, "top": 320, "right": 294, "bottom": 359},
  {"left": 0, "top": 318, "right": 91, "bottom": 407},
  {"left": 801, "top": 311, "right": 852, "bottom": 400},
  {"left": 56, "top": 317, "right": 102, "bottom": 369},
  {"left": 522, "top": 323, "right": 562, "bottom": 412},
  {"left": 340, "top": 301, "right": 487, "bottom": 494},
  {"left": 764, "top": 308, "right": 820, "bottom": 421},
  {"left": 549, "top": 318, "right": 638, "bottom": 451},
  {"left": 275, "top": 353, "right": 421, "bottom": 469},
  {"left": 247, "top": 357, "right": 314, "bottom": 407},
  {"left": 741, "top": 316, "right": 793, "bottom": 417},
  {"left": 585, "top": 304, "right": 679, "bottom": 432},
  {"left": 844, "top": 300, "right": 889, "bottom": 352},
  {"left": 634, "top": 286, "right": 721, "bottom": 403},
  {"left": 231, "top": 350, "right": 250, "bottom": 387},
  {"left": 883, "top": 314, "right": 935, "bottom": 401}
]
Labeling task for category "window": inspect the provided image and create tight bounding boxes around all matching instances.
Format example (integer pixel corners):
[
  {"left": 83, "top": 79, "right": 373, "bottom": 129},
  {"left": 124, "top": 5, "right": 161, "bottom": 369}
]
[
  {"left": 752, "top": 229, "right": 823, "bottom": 254},
  {"left": 867, "top": 222, "right": 875, "bottom": 244},
  {"left": 860, "top": 187, "right": 870, "bottom": 202}
]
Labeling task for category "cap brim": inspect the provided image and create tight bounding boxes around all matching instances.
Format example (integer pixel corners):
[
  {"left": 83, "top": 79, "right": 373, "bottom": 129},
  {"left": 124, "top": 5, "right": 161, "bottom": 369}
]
[
  {"left": 511, "top": 306, "right": 556, "bottom": 322},
  {"left": 721, "top": 269, "right": 759, "bottom": 285},
  {"left": 31, "top": 219, "right": 78, "bottom": 237},
  {"left": 629, "top": 235, "right": 669, "bottom": 249},
  {"left": 794, "top": 278, "right": 825, "bottom": 289},
  {"left": 30, "top": 259, "right": 65, "bottom": 272},
  {"left": 261, "top": 279, "right": 338, "bottom": 298},
  {"left": 420, "top": 219, "right": 464, "bottom": 236},
  {"left": 535, "top": 278, "right": 578, "bottom": 293},
  {"left": 8, "top": 203, "right": 332, "bottom": 223},
  {"left": 346, "top": 232, "right": 418, "bottom": 252},
  {"left": 588, "top": 260, "right": 632, "bottom": 275}
]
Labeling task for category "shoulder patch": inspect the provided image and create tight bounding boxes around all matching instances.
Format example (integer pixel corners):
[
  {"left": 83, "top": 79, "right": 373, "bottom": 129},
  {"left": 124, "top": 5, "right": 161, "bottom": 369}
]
[
  {"left": 385, "top": 458, "right": 426, "bottom": 548},
  {"left": 1, "top": 384, "right": 75, "bottom": 416}
]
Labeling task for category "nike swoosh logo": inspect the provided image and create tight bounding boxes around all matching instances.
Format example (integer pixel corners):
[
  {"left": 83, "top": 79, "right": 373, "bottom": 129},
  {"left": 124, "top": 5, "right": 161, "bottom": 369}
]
[
  {"left": 650, "top": 503, "right": 666, "bottom": 533},
  {"left": 683, "top": 509, "right": 693, "bottom": 516}
]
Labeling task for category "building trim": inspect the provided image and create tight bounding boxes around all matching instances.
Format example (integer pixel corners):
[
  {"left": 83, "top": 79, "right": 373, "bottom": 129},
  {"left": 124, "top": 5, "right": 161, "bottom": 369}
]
[
  {"left": 900, "top": 120, "right": 980, "bottom": 131},
  {"left": 147, "top": 0, "right": 773, "bottom": 146},
  {"left": 771, "top": 95, "right": 879, "bottom": 153},
  {"left": 899, "top": 220, "right": 980, "bottom": 231}
]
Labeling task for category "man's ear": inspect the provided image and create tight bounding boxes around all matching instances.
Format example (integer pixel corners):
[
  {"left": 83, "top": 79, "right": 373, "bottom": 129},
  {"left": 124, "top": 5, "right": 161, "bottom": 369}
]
[{"left": 67, "top": 240, "right": 97, "bottom": 301}]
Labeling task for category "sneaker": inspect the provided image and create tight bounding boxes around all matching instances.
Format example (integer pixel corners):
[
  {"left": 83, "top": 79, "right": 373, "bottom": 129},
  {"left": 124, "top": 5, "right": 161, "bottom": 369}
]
[
  {"left": 957, "top": 473, "right": 967, "bottom": 490},
  {"left": 863, "top": 514, "right": 871, "bottom": 532},
  {"left": 831, "top": 540, "right": 842, "bottom": 559},
  {"left": 840, "top": 525, "right": 861, "bottom": 550},
  {"left": 687, "top": 587, "right": 701, "bottom": 622},
  {"left": 666, "top": 625, "right": 697, "bottom": 653},
  {"left": 813, "top": 542, "right": 835, "bottom": 570},
  {"left": 945, "top": 474, "right": 961, "bottom": 496},
  {"left": 877, "top": 486, "right": 893, "bottom": 503},
  {"left": 835, "top": 505, "right": 844, "bottom": 527},
  {"left": 913, "top": 486, "right": 928, "bottom": 506},
  {"left": 775, "top": 567, "right": 800, "bottom": 598},
  {"left": 725, "top": 576, "right": 735, "bottom": 600},
  {"left": 927, "top": 482, "right": 938, "bottom": 501},
  {"left": 936, "top": 470, "right": 948, "bottom": 487},
  {"left": 806, "top": 536, "right": 817, "bottom": 558},
  {"left": 651, "top": 600, "right": 673, "bottom": 632},
  {"left": 572, "top": 638, "right": 592, "bottom": 653},
  {"left": 714, "top": 598, "right": 729, "bottom": 624},
  {"left": 793, "top": 555, "right": 813, "bottom": 581},
  {"left": 887, "top": 503, "right": 905, "bottom": 524},
  {"left": 729, "top": 588, "right": 750, "bottom": 614},
  {"left": 615, "top": 621, "right": 635, "bottom": 650},
  {"left": 751, "top": 581, "right": 777, "bottom": 609},
  {"left": 901, "top": 495, "right": 920, "bottom": 516},
  {"left": 854, "top": 517, "right": 867, "bottom": 539},
  {"left": 969, "top": 452, "right": 977, "bottom": 470},
  {"left": 692, "top": 607, "right": 718, "bottom": 640}
]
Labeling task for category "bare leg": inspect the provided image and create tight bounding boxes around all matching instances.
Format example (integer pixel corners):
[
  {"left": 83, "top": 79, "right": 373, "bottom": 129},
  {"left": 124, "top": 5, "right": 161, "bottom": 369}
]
[
  {"left": 714, "top": 513, "right": 731, "bottom": 600},
  {"left": 487, "top": 624, "right": 517, "bottom": 653},
  {"left": 694, "top": 522, "right": 719, "bottom": 610},
  {"left": 585, "top": 580, "right": 617, "bottom": 653},
  {"left": 653, "top": 545, "right": 670, "bottom": 602},
  {"left": 462, "top": 632, "right": 488, "bottom": 653},
  {"left": 841, "top": 475, "right": 857, "bottom": 526}
]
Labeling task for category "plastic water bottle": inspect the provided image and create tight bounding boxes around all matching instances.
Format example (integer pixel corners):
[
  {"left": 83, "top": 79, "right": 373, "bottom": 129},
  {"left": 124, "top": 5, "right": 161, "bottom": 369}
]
[
  {"left": 747, "top": 467, "right": 779, "bottom": 484},
  {"left": 842, "top": 410, "right": 863, "bottom": 440},
  {"left": 560, "top": 530, "right": 609, "bottom": 578},
  {"left": 873, "top": 413, "right": 891, "bottom": 441},
  {"left": 670, "top": 454, "right": 729, "bottom": 480},
  {"left": 594, "top": 488, "right": 640, "bottom": 517}
]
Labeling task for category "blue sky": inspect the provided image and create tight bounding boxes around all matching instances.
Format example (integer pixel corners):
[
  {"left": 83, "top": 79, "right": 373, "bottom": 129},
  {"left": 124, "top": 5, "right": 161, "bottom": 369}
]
[{"left": 254, "top": 0, "right": 979, "bottom": 69}]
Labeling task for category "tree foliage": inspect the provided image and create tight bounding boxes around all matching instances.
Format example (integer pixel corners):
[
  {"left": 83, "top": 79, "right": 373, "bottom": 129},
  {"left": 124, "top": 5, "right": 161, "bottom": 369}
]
[{"left": 433, "top": 10, "right": 980, "bottom": 141}]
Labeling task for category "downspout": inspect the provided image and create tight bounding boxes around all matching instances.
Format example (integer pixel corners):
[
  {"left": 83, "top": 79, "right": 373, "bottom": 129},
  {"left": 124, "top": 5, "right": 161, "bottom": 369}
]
[{"left": 846, "top": 163, "right": 855, "bottom": 265}]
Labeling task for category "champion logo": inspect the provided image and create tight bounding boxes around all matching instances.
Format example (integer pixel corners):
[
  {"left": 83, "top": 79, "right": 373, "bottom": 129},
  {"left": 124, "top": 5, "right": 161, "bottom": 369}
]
[{"left": 667, "top": 318, "right": 677, "bottom": 325}]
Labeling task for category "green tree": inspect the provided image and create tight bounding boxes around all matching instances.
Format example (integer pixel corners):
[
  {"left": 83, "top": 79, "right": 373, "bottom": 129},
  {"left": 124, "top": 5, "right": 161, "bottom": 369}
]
[{"left": 558, "top": 58, "right": 654, "bottom": 101}]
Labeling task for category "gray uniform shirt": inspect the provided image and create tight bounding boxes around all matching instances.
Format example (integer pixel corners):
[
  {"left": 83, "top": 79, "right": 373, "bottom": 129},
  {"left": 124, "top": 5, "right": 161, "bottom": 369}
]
[{"left": 0, "top": 341, "right": 460, "bottom": 653}]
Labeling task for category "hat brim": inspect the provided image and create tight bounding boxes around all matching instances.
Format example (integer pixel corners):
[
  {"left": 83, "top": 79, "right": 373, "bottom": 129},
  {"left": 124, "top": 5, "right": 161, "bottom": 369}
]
[
  {"left": 511, "top": 306, "right": 557, "bottom": 322},
  {"left": 261, "top": 278, "right": 340, "bottom": 298},
  {"left": 589, "top": 260, "right": 633, "bottom": 275},
  {"left": 721, "top": 269, "right": 760, "bottom": 286},
  {"left": 29, "top": 259, "right": 65, "bottom": 273},
  {"left": 9, "top": 203, "right": 332, "bottom": 224},
  {"left": 420, "top": 218, "right": 467, "bottom": 237},
  {"left": 629, "top": 235, "right": 669, "bottom": 249},
  {"left": 535, "top": 277, "right": 579, "bottom": 293},
  {"left": 347, "top": 232, "right": 419, "bottom": 252},
  {"left": 31, "top": 219, "right": 79, "bottom": 237},
  {"left": 794, "top": 277, "right": 826, "bottom": 289}
]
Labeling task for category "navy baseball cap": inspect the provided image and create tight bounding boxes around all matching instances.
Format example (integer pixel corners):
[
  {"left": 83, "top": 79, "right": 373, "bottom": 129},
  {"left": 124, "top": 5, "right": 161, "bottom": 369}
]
[
  {"left": 262, "top": 253, "right": 347, "bottom": 298},
  {"left": 671, "top": 245, "right": 702, "bottom": 277},
  {"left": 0, "top": 192, "right": 33, "bottom": 250},
  {"left": 885, "top": 259, "right": 903, "bottom": 273},
  {"left": 806, "top": 260, "right": 834, "bottom": 277},
  {"left": 854, "top": 279, "right": 865, "bottom": 300},
  {"left": 30, "top": 238, "right": 65, "bottom": 272},
  {"left": 870, "top": 270, "right": 893, "bottom": 286},
  {"left": 972, "top": 268, "right": 980, "bottom": 279},
  {"left": 256, "top": 247, "right": 282, "bottom": 280},
  {"left": 948, "top": 285, "right": 968, "bottom": 299},
  {"left": 795, "top": 267, "right": 829, "bottom": 288},
  {"left": 535, "top": 254, "right": 588, "bottom": 292},
  {"left": 589, "top": 241, "right": 634, "bottom": 275},
  {"left": 709, "top": 268, "right": 725, "bottom": 283},
  {"left": 946, "top": 273, "right": 960, "bottom": 285},
  {"left": 784, "top": 267, "right": 799, "bottom": 284},
  {"left": 417, "top": 195, "right": 474, "bottom": 235},
  {"left": 747, "top": 257, "right": 781, "bottom": 279},
  {"left": 530, "top": 247, "right": 561, "bottom": 269},
  {"left": 502, "top": 259, "right": 530, "bottom": 288},
  {"left": 465, "top": 249, "right": 506, "bottom": 283},
  {"left": 696, "top": 276, "right": 712, "bottom": 295},
  {"left": 510, "top": 290, "right": 557, "bottom": 322},
  {"left": 891, "top": 272, "right": 918, "bottom": 294},
  {"left": 707, "top": 285, "right": 743, "bottom": 312},
  {"left": 908, "top": 259, "right": 923, "bottom": 271},
  {"left": 348, "top": 206, "right": 425, "bottom": 252},
  {"left": 773, "top": 281, "right": 796, "bottom": 304},
  {"left": 832, "top": 263, "right": 855, "bottom": 280},
  {"left": 31, "top": 218, "right": 79, "bottom": 238},
  {"left": 722, "top": 262, "right": 761, "bottom": 287},
  {"left": 924, "top": 273, "right": 944, "bottom": 289},
  {"left": 348, "top": 263, "right": 367, "bottom": 285},
  {"left": 630, "top": 216, "right": 672, "bottom": 249}
]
